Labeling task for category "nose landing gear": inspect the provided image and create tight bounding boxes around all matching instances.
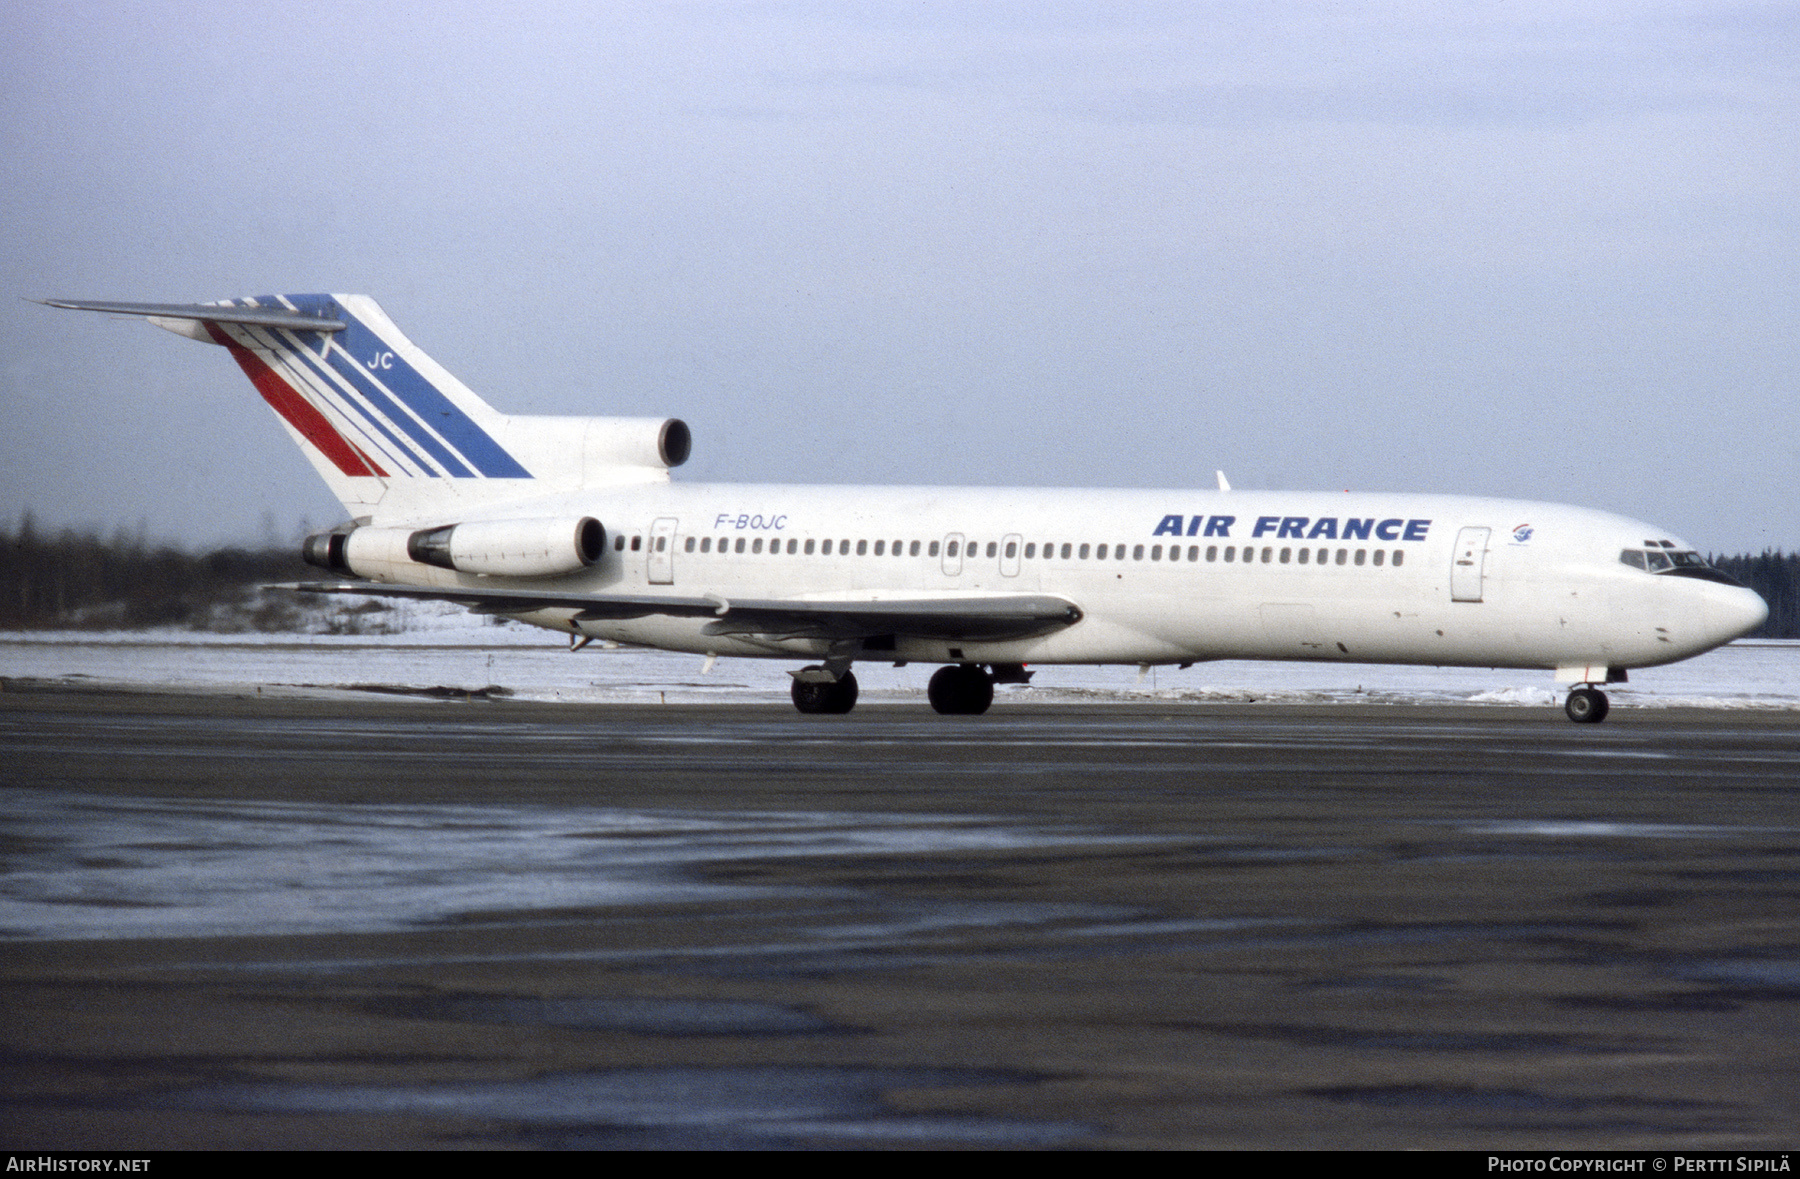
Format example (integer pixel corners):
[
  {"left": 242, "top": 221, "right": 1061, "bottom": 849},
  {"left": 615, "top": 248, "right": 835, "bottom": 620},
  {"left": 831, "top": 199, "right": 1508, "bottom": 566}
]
[{"left": 1564, "top": 686, "right": 1610, "bottom": 724}]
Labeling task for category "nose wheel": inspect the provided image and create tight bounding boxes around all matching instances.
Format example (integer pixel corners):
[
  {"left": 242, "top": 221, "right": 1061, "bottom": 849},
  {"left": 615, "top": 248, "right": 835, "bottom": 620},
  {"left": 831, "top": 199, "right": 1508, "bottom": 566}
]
[{"left": 1564, "top": 686, "right": 1610, "bottom": 724}]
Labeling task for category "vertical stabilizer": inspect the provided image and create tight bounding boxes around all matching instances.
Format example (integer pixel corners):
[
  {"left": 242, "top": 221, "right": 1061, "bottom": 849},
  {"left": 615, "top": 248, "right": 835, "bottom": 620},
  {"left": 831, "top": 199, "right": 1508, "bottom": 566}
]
[
  {"left": 200, "top": 294, "right": 532, "bottom": 518},
  {"left": 40, "top": 294, "right": 690, "bottom": 524}
]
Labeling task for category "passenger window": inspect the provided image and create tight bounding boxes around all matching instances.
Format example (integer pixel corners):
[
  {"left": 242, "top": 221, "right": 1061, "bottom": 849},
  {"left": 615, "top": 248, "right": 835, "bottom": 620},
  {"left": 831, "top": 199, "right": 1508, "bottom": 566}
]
[
  {"left": 1134, "top": 545, "right": 1145, "bottom": 560},
  {"left": 1393, "top": 550, "right": 1405, "bottom": 567},
  {"left": 1279, "top": 547, "right": 1291, "bottom": 564},
  {"left": 1354, "top": 549, "right": 1366, "bottom": 566},
  {"left": 657, "top": 537, "right": 667, "bottom": 552},
  {"left": 1079, "top": 544, "right": 1090, "bottom": 559},
  {"left": 857, "top": 539, "right": 868, "bottom": 556},
  {"left": 874, "top": 540, "right": 885, "bottom": 556},
  {"left": 910, "top": 540, "right": 921, "bottom": 556},
  {"left": 788, "top": 539, "right": 798, "bottom": 554},
  {"left": 752, "top": 538, "right": 762, "bottom": 554},
  {"left": 1223, "top": 546, "right": 1235, "bottom": 562},
  {"left": 614, "top": 535, "right": 625, "bottom": 551},
  {"left": 631, "top": 536, "right": 642, "bottom": 551},
  {"left": 987, "top": 542, "right": 997, "bottom": 558},
  {"left": 734, "top": 537, "right": 745, "bottom": 554},
  {"left": 840, "top": 538, "right": 850, "bottom": 554},
  {"left": 1024, "top": 543, "right": 1035, "bottom": 559},
  {"left": 1061, "top": 543, "right": 1072, "bottom": 559},
  {"left": 1188, "top": 545, "right": 1199, "bottom": 562},
  {"left": 893, "top": 539, "right": 903, "bottom": 555},
  {"left": 684, "top": 536, "right": 695, "bottom": 553},
  {"left": 1261, "top": 547, "right": 1273, "bottom": 563},
  {"left": 1096, "top": 544, "right": 1108, "bottom": 561},
  {"left": 946, "top": 541, "right": 959, "bottom": 558},
  {"left": 929, "top": 540, "right": 940, "bottom": 557},
  {"left": 1372, "top": 549, "right": 1384, "bottom": 566},
  {"left": 1005, "top": 541, "right": 1017, "bottom": 559},
  {"left": 1150, "top": 545, "right": 1161, "bottom": 561},
  {"left": 1297, "top": 548, "right": 1309, "bottom": 564},
  {"left": 1335, "top": 548, "right": 1347, "bottom": 565},
  {"left": 1206, "top": 545, "right": 1217, "bottom": 562}
]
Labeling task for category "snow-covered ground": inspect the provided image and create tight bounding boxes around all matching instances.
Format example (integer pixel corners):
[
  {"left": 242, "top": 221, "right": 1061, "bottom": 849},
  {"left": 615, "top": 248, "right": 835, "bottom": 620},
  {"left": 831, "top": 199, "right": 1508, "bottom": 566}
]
[{"left": 2, "top": 600, "right": 1795, "bottom": 709}]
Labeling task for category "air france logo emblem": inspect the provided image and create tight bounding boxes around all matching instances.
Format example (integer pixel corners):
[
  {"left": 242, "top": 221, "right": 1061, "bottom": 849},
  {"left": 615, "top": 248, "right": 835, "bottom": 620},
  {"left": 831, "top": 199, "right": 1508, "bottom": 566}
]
[{"left": 1513, "top": 523, "right": 1533, "bottom": 543}]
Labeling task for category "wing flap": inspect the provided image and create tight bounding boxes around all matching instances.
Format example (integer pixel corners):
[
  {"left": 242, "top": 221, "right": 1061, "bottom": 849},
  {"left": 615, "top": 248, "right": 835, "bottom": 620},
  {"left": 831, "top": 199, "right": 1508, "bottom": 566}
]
[{"left": 281, "top": 582, "right": 1082, "bottom": 642}]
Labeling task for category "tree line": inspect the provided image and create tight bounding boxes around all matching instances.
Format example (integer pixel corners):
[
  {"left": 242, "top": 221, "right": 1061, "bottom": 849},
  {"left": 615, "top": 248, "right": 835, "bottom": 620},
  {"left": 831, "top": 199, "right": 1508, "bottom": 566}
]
[
  {"left": 2, "top": 516, "right": 310, "bottom": 631},
  {"left": 1710, "top": 551, "right": 1800, "bottom": 640},
  {"left": 2, "top": 517, "right": 1797, "bottom": 637}
]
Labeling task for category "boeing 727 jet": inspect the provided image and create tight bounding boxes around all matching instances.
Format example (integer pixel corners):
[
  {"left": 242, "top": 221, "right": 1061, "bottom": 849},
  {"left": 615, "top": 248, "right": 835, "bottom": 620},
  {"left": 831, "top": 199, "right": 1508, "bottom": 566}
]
[{"left": 41, "top": 294, "right": 1768, "bottom": 721}]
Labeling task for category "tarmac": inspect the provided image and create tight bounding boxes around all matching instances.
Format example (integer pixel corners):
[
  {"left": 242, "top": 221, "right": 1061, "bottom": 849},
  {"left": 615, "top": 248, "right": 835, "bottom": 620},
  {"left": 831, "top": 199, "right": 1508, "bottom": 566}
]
[{"left": 2, "top": 688, "right": 1798, "bottom": 1149}]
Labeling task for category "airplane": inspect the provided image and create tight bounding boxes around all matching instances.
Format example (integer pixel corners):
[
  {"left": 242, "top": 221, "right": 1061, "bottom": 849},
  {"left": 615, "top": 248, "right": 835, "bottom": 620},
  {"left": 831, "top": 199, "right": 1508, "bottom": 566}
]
[{"left": 40, "top": 293, "right": 1768, "bottom": 722}]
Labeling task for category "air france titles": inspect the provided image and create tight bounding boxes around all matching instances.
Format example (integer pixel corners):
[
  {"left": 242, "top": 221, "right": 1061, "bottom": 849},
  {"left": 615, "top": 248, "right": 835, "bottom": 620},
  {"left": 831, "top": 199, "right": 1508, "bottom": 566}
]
[{"left": 1152, "top": 515, "right": 1431, "bottom": 542}]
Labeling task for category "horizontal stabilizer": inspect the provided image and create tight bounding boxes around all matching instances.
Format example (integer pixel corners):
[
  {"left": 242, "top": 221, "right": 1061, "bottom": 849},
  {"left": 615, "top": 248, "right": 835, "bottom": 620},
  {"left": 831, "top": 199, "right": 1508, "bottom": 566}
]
[
  {"left": 281, "top": 582, "right": 1083, "bottom": 643},
  {"left": 35, "top": 298, "right": 345, "bottom": 332}
]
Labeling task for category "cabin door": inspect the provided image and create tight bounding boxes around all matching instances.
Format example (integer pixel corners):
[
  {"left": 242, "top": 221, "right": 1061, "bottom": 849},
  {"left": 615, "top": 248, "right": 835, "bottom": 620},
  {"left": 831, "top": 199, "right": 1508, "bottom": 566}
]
[
  {"left": 941, "top": 532, "right": 965, "bottom": 577},
  {"left": 648, "top": 518, "right": 678, "bottom": 585},
  {"left": 1450, "top": 526, "right": 1489, "bottom": 602}
]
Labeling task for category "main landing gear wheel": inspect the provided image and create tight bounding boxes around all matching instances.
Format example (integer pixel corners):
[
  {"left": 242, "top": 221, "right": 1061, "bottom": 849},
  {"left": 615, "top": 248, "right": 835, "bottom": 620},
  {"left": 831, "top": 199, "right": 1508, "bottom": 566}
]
[
  {"left": 1564, "top": 686, "right": 1610, "bottom": 724},
  {"left": 928, "top": 664, "right": 994, "bottom": 715},
  {"left": 791, "top": 668, "right": 859, "bottom": 714}
]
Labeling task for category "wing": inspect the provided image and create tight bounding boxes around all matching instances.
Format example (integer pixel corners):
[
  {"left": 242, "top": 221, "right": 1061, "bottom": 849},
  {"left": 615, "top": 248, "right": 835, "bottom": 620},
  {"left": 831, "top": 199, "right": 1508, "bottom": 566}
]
[{"left": 282, "top": 581, "right": 1083, "bottom": 642}]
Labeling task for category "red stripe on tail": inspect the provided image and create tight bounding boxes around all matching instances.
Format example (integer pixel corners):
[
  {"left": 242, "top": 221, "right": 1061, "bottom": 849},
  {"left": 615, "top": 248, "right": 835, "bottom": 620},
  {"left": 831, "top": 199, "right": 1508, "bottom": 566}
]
[{"left": 207, "top": 325, "right": 388, "bottom": 478}]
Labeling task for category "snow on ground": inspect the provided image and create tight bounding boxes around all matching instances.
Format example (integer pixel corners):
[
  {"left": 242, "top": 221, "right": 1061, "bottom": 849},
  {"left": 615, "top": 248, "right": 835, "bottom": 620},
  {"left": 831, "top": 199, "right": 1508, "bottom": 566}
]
[{"left": 2, "top": 599, "right": 1795, "bottom": 710}]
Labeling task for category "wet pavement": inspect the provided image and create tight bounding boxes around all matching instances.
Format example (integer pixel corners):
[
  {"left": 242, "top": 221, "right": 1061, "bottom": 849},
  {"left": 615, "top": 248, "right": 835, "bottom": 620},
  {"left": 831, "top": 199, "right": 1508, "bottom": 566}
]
[{"left": 2, "top": 691, "right": 1798, "bottom": 1148}]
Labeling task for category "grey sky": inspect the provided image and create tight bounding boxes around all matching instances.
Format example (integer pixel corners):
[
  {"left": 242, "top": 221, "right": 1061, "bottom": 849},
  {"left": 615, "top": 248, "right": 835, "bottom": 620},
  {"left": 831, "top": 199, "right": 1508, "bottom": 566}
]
[{"left": 3, "top": 1, "right": 1794, "bottom": 552}]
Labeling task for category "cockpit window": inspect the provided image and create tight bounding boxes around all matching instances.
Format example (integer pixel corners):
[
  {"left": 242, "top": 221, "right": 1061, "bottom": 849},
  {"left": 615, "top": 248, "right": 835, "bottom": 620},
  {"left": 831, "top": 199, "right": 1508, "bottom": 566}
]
[{"left": 1619, "top": 548, "right": 1745, "bottom": 586}]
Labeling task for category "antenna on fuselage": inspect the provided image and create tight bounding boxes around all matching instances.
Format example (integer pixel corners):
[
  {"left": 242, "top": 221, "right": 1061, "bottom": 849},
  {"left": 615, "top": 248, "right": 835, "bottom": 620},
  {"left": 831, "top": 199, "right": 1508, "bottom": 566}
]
[{"left": 1216, "top": 470, "right": 1231, "bottom": 492}]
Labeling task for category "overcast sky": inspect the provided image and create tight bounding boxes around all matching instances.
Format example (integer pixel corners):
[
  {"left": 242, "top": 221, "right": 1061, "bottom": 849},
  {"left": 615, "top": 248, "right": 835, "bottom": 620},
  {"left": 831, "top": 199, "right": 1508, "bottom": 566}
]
[{"left": 2, "top": 1, "right": 1794, "bottom": 552}]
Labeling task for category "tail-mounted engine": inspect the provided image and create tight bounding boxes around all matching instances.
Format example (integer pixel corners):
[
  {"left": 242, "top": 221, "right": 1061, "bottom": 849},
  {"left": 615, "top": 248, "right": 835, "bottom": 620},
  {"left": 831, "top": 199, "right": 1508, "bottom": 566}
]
[{"left": 305, "top": 517, "right": 606, "bottom": 580}]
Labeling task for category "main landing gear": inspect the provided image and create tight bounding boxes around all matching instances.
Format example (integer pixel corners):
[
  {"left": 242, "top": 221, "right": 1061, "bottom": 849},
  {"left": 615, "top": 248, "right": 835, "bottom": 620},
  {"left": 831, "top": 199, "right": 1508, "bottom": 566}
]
[
  {"left": 928, "top": 663, "right": 994, "bottom": 715},
  {"left": 787, "top": 661, "right": 1025, "bottom": 716},
  {"left": 1564, "top": 686, "right": 1610, "bottom": 724},
  {"left": 790, "top": 667, "right": 859, "bottom": 714}
]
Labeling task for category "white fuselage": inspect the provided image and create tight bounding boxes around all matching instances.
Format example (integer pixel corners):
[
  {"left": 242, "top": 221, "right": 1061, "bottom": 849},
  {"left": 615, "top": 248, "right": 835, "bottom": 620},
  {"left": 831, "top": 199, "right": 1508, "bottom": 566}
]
[{"left": 362, "top": 484, "right": 1767, "bottom": 674}]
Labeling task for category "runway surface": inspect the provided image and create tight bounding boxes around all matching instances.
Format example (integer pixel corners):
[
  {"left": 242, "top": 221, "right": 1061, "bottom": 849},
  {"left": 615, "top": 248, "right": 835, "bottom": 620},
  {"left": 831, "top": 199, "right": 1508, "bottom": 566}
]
[{"left": 2, "top": 689, "right": 1798, "bottom": 1149}]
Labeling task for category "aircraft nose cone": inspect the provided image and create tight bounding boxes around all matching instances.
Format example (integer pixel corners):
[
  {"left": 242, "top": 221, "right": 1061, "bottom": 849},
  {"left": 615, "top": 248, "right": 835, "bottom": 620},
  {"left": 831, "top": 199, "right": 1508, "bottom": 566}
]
[{"left": 1708, "top": 585, "right": 1769, "bottom": 644}]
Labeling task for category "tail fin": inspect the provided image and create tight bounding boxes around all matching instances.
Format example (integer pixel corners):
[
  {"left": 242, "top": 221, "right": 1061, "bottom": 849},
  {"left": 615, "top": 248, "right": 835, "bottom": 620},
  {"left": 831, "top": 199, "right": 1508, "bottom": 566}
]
[{"left": 40, "top": 294, "right": 689, "bottom": 522}]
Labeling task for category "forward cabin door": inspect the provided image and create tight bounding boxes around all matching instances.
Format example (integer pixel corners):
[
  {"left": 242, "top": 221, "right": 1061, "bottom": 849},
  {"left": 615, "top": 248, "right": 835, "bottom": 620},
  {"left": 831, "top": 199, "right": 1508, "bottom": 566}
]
[
  {"left": 1450, "top": 526, "right": 1490, "bottom": 602},
  {"left": 648, "top": 517, "right": 678, "bottom": 585}
]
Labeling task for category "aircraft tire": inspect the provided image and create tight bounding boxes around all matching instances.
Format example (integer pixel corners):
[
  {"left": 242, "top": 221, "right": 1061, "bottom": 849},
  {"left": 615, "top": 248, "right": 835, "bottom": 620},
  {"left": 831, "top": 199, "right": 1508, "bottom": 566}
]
[
  {"left": 927, "top": 664, "right": 994, "bottom": 716},
  {"left": 791, "top": 668, "right": 858, "bottom": 714},
  {"left": 1564, "top": 686, "right": 1609, "bottom": 724}
]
